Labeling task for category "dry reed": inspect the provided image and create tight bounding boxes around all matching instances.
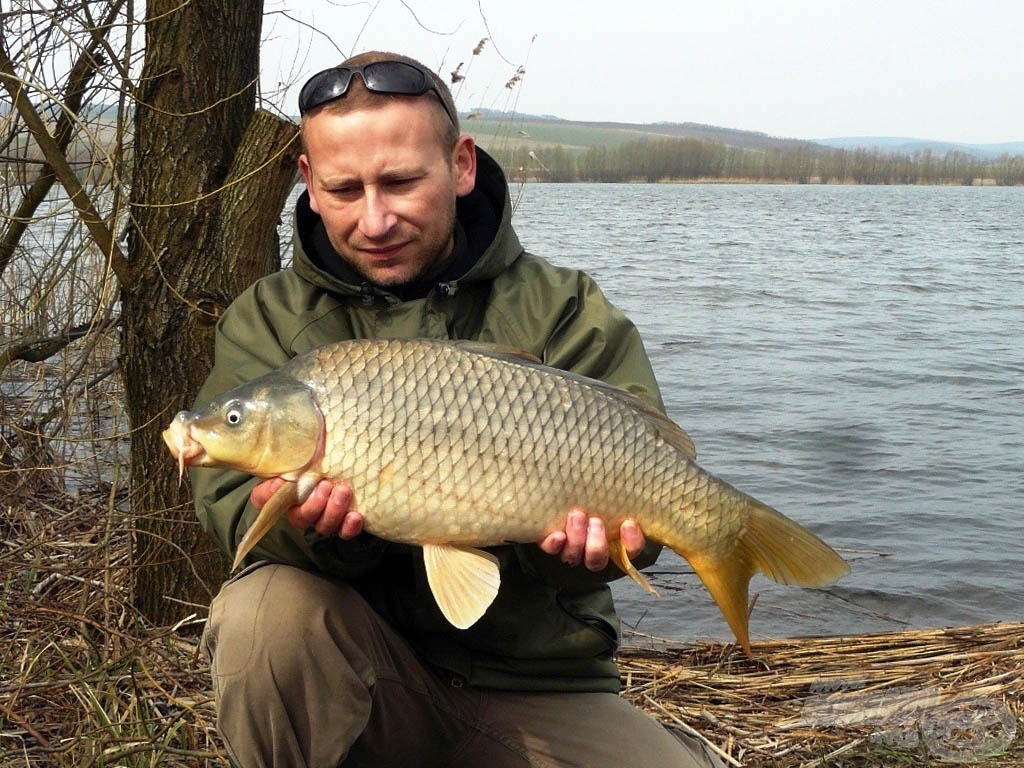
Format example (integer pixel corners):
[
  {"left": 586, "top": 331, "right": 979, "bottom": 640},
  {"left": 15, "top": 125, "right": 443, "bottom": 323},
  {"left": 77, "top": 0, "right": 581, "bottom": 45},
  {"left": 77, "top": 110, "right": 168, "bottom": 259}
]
[
  {"left": 2, "top": 470, "right": 1021, "bottom": 766},
  {"left": 619, "top": 624, "right": 1023, "bottom": 766}
]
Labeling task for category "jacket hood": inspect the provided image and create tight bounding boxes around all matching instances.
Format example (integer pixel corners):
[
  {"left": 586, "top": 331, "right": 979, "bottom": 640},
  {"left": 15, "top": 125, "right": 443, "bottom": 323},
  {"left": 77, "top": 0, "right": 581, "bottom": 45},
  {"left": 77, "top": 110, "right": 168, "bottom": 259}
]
[{"left": 292, "top": 147, "right": 523, "bottom": 302}]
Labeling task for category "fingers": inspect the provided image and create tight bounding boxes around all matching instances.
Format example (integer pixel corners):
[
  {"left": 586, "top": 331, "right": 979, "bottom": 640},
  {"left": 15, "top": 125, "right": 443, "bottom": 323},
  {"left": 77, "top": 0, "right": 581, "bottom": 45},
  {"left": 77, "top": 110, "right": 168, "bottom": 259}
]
[
  {"left": 619, "top": 519, "right": 646, "bottom": 559},
  {"left": 548, "top": 509, "right": 609, "bottom": 571},
  {"left": 584, "top": 517, "right": 609, "bottom": 571},
  {"left": 561, "top": 509, "right": 590, "bottom": 566},
  {"left": 540, "top": 510, "right": 647, "bottom": 573},
  {"left": 282, "top": 480, "right": 362, "bottom": 539},
  {"left": 338, "top": 505, "right": 365, "bottom": 539},
  {"left": 538, "top": 529, "right": 567, "bottom": 555},
  {"left": 250, "top": 477, "right": 285, "bottom": 509}
]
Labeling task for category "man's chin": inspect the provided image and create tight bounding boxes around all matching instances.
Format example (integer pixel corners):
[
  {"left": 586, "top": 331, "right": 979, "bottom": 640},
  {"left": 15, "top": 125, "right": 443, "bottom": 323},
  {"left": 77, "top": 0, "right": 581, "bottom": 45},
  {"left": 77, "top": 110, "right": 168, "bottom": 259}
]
[
  {"left": 356, "top": 256, "right": 447, "bottom": 290},
  {"left": 362, "top": 266, "right": 419, "bottom": 288}
]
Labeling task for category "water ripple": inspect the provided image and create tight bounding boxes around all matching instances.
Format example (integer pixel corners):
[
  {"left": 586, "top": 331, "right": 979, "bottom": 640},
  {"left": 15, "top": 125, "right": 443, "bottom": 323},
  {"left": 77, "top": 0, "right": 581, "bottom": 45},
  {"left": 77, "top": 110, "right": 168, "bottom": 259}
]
[{"left": 516, "top": 183, "right": 1024, "bottom": 641}]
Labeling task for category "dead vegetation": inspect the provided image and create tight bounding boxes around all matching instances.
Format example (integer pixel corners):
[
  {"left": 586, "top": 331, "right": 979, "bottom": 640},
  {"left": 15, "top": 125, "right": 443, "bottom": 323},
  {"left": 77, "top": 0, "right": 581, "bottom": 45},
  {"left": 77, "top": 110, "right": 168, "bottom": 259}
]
[
  {"left": 620, "top": 625, "right": 1023, "bottom": 766},
  {"left": 2, "top": 464, "right": 1021, "bottom": 766}
]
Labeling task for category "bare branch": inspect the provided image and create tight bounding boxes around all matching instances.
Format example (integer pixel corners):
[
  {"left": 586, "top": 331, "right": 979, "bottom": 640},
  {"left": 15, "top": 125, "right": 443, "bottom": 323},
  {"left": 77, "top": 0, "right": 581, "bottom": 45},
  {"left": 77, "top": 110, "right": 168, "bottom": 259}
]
[
  {"left": 0, "top": 31, "right": 130, "bottom": 287},
  {"left": 0, "top": 318, "right": 118, "bottom": 373}
]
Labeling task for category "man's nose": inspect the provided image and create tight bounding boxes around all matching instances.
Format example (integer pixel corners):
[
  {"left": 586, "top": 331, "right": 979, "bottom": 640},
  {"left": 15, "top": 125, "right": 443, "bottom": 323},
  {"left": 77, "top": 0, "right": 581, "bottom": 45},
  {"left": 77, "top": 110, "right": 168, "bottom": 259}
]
[{"left": 359, "top": 190, "right": 397, "bottom": 239}]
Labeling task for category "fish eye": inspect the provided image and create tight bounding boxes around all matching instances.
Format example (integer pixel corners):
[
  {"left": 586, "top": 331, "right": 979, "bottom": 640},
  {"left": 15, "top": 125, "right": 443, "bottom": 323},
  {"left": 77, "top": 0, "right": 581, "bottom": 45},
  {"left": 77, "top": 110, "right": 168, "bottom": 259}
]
[{"left": 224, "top": 402, "right": 244, "bottom": 427}]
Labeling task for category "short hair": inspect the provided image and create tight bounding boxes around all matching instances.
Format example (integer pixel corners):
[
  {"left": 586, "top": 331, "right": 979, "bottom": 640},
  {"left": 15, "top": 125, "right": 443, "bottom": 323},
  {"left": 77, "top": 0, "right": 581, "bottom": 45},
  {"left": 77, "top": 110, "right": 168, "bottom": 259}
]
[{"left": 300, "top": 51, "right": 460, "bottom": 153}]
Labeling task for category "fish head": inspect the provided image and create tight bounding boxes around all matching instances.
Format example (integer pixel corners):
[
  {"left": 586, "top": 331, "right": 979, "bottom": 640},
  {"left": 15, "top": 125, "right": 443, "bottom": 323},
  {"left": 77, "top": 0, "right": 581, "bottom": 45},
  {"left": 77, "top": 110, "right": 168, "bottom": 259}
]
[{"left": 162, "top": 373, "right": 324, "bottom": 479}]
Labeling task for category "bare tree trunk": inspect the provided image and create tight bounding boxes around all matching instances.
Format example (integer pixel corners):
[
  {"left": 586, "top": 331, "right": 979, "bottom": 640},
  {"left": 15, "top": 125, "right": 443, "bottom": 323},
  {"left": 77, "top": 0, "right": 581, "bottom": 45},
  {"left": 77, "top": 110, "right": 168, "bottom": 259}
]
[{"left": 125, "top": 0, "right": 299, "bottom": 624}]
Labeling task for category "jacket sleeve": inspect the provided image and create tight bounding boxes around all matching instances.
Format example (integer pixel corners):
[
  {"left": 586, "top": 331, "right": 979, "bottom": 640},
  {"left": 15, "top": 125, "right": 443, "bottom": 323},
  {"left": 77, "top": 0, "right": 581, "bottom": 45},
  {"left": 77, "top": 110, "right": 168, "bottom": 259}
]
[
  {"left": 189, "top": 280, "right": 389, "bottom": 575},
  {"left": 505, "top": 266, "right": 669, "bottom": 589}
]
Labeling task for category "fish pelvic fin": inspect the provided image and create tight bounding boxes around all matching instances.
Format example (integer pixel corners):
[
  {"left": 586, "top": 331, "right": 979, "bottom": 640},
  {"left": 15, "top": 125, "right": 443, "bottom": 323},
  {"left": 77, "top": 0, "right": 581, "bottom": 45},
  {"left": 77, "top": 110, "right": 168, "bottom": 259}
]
[
  {"left": 609, "top": 539, "right": 658, "bottom": 595},
  {"left": 683, "top": 499, "right": 850, "bottom": 658},
  {"left": 422, "top": 544, "right": 501, "bottom": 629},
  {"left": 232, "top": 480, "right": 300, "bottom": 571}
]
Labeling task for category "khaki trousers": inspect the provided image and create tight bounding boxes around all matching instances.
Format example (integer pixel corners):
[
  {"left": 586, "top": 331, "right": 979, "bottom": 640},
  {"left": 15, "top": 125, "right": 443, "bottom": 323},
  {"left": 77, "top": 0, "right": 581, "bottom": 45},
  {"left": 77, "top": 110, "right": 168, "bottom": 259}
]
[{"left": 201, "top": 563, "right": 722, "bottom": 768}]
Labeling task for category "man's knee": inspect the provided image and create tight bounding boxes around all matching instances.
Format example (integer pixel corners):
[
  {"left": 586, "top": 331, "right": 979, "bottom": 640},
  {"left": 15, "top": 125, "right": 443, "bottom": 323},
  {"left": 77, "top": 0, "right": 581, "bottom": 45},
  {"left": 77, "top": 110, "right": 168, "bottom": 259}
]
[
  {"left": 203, "top": 563, "right": 377, "bottom": 681},
  {"left": 203, "top": 564, "right": 378, "bottom": 767}
]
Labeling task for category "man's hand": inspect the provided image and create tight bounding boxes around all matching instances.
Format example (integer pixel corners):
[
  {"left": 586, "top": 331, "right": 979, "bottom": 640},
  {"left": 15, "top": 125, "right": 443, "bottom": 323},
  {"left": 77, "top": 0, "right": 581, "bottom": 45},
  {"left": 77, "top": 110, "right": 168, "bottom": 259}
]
[
  {"left": 250, "top": 478, "right": 364, "bottom": 539},
  {"left": 539, "top": 509, "right": 646, "bottom": 571}
]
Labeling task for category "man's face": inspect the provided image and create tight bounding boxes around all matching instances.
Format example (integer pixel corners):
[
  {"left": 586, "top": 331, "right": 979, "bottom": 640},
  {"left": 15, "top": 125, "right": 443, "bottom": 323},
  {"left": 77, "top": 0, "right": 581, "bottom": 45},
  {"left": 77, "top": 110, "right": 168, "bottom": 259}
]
[{"left": 298, "top": 100, "right": 476, "bottom": 288}]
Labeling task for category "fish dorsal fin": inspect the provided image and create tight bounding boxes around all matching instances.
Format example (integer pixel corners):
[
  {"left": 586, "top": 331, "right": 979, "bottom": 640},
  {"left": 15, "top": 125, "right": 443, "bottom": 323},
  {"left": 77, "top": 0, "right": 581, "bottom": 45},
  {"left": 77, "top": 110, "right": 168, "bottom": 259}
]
[
  {"left": 584, "top": 379, "right": 697, "bottom": 460},
  {"left": 422, "top": 544, "right": 501, "bottom": 629},
  {"left": 447, "top": 340, "right": 696, "bottom": 460},
  {"left": 448, "top": 339, "right": 542, "bottom": 364}
]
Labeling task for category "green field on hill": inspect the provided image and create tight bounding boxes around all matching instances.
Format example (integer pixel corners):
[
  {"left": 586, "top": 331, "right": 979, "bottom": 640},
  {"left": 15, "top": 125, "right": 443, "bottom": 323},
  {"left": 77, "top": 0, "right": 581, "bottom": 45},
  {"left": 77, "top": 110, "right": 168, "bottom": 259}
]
[{"left": 465, "top": 114, "right": 664, "bottom": 153}]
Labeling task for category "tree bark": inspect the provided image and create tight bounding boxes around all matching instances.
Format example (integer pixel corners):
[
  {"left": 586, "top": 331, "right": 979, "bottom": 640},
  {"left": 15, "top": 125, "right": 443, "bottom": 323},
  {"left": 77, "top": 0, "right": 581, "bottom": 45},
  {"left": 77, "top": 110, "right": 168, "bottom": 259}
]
[{"left": 125, "top": 0, "right": 299, "bottom": 624}]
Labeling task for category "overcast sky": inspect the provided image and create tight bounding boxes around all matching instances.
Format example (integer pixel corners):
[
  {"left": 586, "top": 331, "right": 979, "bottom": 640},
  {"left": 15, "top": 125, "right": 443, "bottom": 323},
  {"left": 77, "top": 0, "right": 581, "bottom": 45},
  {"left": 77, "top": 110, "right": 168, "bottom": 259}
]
[{"left": 260, "top": 0, "right": 1024, "bottom": 145}]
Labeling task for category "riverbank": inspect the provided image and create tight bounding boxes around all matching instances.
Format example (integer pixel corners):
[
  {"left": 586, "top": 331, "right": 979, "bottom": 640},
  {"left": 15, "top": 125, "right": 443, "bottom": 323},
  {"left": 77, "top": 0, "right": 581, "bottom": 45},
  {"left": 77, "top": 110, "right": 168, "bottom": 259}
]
[{"left": 2, "top": 483, "right": 1020, "bottom": 766}]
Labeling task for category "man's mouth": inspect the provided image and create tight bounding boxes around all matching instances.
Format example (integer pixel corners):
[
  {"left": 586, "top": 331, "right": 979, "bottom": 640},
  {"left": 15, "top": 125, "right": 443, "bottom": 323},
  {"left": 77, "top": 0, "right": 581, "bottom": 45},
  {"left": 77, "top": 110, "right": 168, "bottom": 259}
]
[{"left": 361, "top": 243, "right": 407, "bottom": 261}]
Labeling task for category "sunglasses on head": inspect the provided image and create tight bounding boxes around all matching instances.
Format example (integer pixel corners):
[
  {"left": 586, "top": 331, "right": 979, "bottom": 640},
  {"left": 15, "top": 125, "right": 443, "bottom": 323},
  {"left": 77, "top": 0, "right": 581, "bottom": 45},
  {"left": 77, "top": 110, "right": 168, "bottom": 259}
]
[{"left": 298, "top": 60, "right": 457, "bottom": 126}]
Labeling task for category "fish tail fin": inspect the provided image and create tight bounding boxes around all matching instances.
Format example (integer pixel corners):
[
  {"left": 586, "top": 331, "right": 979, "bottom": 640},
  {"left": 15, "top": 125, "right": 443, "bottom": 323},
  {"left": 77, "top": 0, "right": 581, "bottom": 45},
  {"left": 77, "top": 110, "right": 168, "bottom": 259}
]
[
  {"left": 678, "top": 498, "right": 850, "bottom": 658},
  {"left": 742, "top": 499, "right": 851, "bottom": 587}
]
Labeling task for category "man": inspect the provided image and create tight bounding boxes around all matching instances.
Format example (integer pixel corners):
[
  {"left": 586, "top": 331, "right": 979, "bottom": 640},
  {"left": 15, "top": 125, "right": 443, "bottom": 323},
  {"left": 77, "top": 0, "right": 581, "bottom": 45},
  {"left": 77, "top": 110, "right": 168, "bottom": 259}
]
[{"left": 194, "top": 51, "right": 721, "bottom": 767}]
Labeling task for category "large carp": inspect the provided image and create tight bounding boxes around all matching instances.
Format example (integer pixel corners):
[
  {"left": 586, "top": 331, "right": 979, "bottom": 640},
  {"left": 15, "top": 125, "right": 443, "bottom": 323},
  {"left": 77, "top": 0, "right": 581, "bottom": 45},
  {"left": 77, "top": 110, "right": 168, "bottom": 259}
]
[{"left": 164, "top": 338, "right": 849, "bottom": 655}]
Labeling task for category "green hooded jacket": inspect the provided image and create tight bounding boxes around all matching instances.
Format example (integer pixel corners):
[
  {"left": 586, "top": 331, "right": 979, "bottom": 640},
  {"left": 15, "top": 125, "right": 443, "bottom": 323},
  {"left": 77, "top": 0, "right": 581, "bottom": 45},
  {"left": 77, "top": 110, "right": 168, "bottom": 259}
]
[{"left": 191, "top": 148, "right": 666, "bottom": 692}]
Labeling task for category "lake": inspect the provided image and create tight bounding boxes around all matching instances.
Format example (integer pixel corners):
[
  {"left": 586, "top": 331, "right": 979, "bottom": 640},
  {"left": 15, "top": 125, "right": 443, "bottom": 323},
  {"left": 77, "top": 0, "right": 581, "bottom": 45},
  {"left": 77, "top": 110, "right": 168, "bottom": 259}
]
[
  {"left": 11, "top": 180, "right": 1020, "bottom": 648},
  {"left": 510, "top": 183, "right": 1023, "bottom": 645}
]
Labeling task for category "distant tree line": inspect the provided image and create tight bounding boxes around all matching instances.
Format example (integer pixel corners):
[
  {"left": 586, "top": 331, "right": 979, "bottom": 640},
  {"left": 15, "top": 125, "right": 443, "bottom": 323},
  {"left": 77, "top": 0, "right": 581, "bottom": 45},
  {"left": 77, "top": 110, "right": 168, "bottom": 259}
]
[{"left": 490, "top": 137, "right": 1024, "bottom": 186}]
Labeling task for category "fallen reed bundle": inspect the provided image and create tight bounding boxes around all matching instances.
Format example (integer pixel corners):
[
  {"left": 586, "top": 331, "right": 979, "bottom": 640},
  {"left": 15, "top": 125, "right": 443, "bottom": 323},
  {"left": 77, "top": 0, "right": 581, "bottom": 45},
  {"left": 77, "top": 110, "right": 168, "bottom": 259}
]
[{"left": 619, "top": 623, "right": 1023, "bottom": 766}]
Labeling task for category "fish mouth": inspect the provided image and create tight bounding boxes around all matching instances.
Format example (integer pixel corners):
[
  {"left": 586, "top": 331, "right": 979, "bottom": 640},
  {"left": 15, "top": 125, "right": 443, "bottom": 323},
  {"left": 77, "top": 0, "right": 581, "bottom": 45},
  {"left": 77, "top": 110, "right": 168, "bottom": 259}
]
[{"left": 162, "top": 413, "right": 208, "bottom": 480}]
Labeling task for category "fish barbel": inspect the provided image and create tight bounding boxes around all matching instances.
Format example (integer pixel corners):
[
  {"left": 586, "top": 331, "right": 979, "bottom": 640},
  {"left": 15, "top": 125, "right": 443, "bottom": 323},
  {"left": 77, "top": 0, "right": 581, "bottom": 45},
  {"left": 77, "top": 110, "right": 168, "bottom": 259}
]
[{"left": 164, "top": 338, "right": 849, "bottom": 654}]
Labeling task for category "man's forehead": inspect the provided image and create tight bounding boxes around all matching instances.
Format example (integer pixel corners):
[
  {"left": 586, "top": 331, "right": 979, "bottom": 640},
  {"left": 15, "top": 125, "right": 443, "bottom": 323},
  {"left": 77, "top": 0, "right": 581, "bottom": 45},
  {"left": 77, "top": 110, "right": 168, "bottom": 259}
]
[{"left": 303, "top": 97, "right": 447, "bottom": 143}]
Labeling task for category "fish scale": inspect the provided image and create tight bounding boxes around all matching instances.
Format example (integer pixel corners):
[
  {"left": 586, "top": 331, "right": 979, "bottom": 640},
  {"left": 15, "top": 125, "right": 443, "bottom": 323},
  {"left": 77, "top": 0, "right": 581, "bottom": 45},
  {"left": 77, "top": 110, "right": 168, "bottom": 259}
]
[{"left": 164, "top": 337, "right": 850, "bottom": 654}]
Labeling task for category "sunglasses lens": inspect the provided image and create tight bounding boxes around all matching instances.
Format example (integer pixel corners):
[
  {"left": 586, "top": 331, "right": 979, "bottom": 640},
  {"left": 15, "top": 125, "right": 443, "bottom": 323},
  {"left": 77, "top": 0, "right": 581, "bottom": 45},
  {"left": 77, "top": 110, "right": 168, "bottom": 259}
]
[
  {"left": 361, "top": 62, "right": 427, "bottom": 95},
  {"left": 299, "top": 69, "right": 354, "bottom": 114}
]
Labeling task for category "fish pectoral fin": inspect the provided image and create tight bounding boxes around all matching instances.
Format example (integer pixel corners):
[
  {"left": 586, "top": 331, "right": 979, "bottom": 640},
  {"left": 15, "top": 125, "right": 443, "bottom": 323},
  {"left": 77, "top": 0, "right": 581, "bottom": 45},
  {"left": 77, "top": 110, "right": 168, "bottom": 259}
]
[
  {"left": 232, "top": 480, "right": 300, "bottom": 571},
  {"left": 422, "top": 544, "right": 501, "bottom": 630},
  {"left": 609, "top": 539, "right": 658, "bottom": 595}
]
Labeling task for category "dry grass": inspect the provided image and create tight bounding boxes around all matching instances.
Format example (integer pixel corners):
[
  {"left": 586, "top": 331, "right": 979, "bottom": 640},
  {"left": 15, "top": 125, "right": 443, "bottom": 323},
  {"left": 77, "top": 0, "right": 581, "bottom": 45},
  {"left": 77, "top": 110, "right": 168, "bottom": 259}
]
[
  {"left": 620, "top": 624, "right": 1023, "bottom": 766},
  {"left": 0, "top": 481, "right": 225, "bottom": 767},
  {"left": 2, "top": 479, "right": 1021, "bottom": 766}
]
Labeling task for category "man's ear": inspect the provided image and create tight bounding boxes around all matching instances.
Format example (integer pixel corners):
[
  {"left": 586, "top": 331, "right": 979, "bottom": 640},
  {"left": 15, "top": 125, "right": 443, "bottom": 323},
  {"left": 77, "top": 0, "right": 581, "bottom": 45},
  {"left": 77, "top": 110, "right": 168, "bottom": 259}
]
[
  {"left": 298, "top": 154, "right": 320, "bottom": 213},
  {"left": 453, "top": 135, "right": 477, "bottom": 197}
]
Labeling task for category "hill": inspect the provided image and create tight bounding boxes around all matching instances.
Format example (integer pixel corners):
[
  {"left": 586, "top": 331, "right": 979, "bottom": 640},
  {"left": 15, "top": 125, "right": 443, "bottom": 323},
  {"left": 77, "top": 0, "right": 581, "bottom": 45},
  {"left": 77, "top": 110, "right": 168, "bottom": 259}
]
[
  {"left": 464, "top": 108, "right": 1023, "bottom": 161},
  {"left": 464, "top": 109, "right": 819, "bottom": 154},
  {"left": 816, "top": 136, "right": 1024, "bottom": 161},
  {"left": 462, "top": 110, "right": 1024, "bottom": 185}
]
